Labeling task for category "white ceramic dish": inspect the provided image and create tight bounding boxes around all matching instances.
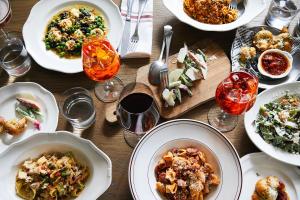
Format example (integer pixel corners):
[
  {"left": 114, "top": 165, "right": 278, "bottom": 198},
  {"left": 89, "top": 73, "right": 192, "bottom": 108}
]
[
  {"left": 244, "top": 82, "right": 300, "bottom": 166},
  {"left": 240, "top": 152, "right": 300, "bottom": 199},
  {"left": 0, "top": 131, "right": 112, "bottom": 200},
  {"left": 23, "top": 0, "right": 123, "bottom": 74},
  {"left": 129, "top": 119, "right": 242, "bottom": 200},
  {"left": 0, "top": 82, "right": 59, "bottom": 154},
  {"left": 162, "top": 0, "right": 266, "bottom": 32}
]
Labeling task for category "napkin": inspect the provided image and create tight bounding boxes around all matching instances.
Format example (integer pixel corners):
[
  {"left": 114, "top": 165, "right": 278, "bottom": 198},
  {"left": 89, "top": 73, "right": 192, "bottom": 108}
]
[{"left": 119, "top": 0, "right": 153, "bottom": 58}]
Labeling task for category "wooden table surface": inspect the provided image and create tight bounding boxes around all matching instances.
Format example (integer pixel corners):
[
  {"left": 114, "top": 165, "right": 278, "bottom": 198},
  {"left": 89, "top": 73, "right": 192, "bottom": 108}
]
[{"left": 2, "top": 0, "right": 299, "bottom": 199}]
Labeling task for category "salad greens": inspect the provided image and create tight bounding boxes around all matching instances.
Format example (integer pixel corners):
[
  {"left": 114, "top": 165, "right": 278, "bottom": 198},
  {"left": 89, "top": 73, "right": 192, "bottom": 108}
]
[{"left": 255, "top": 93, "right": 300, "bottom": 154}]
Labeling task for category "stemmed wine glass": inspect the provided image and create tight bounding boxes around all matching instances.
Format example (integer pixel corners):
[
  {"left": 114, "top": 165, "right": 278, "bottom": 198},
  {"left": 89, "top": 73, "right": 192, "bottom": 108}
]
[
  {"left": 82, "top": 35, "right": 124, "bottom": 102},
  {"left": 208, "top": 70, "right": 259, "bottom": 132},
  {"left": 116, "top": 82, "right": 160, "bottom": 148}
]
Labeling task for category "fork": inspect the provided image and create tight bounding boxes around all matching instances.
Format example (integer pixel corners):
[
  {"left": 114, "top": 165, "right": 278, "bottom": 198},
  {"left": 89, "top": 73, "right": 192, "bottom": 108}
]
[
  {"left": 127, "top": 0, "right": 148, "bottom": 52},
  {"left": 229, "top": 0, "right": 238, "bottom": 9}
]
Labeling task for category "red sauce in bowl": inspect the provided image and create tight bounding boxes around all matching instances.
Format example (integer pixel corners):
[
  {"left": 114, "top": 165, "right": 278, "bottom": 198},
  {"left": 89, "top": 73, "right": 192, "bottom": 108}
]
[{"left": 261, "top": 52, "right": 289, "bottom": 75}]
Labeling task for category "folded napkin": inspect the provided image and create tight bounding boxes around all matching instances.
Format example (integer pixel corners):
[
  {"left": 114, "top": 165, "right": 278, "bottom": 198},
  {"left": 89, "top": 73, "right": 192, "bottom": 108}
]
[{"left": 119, "top": 0, "right": 153, "bottom": 58}]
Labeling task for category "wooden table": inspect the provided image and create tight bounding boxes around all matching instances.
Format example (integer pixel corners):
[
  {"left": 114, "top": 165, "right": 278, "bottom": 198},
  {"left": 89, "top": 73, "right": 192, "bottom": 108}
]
[{"left": 2, "top": 0, "right": 299, "bottom": 199}]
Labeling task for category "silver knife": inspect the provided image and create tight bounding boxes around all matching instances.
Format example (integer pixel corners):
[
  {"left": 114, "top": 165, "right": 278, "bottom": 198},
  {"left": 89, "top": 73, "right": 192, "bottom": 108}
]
[{"left": 120, "top": 0, "right": 134, "bottom": 57}]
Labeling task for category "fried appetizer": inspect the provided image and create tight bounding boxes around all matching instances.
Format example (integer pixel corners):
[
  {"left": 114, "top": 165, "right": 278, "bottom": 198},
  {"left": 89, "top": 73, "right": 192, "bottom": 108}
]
[
  {"left": 240, "top": 46, "right": 256, "bottom": 63},
  {"left": 252, "top": 176, "right": 290, "bottom": 200},
  {"left": 3, "top": 118, "right": 27, "bottom": 136},
  {"left": 253, "top": 29, "right": 274, "bottom": 51}
]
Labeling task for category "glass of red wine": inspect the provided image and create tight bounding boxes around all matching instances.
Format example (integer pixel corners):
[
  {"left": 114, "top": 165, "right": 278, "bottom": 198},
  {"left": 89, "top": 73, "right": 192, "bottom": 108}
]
[
  {"left": 208, "top": 69, "right": 259, "bottom": 132},
  {"left": 116, "top": 82, "right": 160, "bottom": 148}
]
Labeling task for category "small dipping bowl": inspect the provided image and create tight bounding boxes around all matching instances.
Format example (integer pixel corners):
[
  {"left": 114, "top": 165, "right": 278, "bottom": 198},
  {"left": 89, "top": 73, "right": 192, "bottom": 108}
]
[{"left": 258, "top": 49, "right": 293, "bottom": 79}]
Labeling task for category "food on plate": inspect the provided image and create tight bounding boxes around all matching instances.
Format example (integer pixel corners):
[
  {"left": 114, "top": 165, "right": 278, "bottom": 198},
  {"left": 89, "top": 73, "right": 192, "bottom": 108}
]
[
  {"left": 252, "top": 176, "right": 290, "bottom": 200},
  {"left": 240, "top": 46, "right": 257, "bottom": 63},
  {"left": 257, "top": 49, "right": 292, "bottom": 79},
  {"left": 155, "top": 147, "right": 220, "bottom": 200},
  {"left": 44, "top": 5, "right": 106, "bottom": 58},
  {"left": 16, "top": 152, "right": 89, "bottom": 200},
  {"left": 162, "top": 44, "right": 208, "bottom": 107},
  {"left": 253, "top": 29, "right": 274, "bottom": 52},
  {"left": 255, "top": 93, "right": 300, "bottom": 154},
  {"left": 183, "top": 0, "right": 238, "bottom": 24},
  {"left": 0, "top": 95, "right": 43, "bottom": 136}
]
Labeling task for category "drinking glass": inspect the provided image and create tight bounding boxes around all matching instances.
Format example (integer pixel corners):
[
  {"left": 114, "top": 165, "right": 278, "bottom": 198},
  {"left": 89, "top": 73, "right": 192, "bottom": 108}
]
[
  {"left": 0, "top": 0, "right": 12, "bottom": 35},
  {"left": 0, "top": 33, "right": 31, "bottom": 80},
  {"left": 266, "top": 0, "right": 300, "bottom": 30},
  {"left": 60, "top": 87, "right": 96, "bottom": 136},
  {"left": 116, "top": 82, "right": 160, "bottom": 148},
  {"left": 208, "top": 70, "right": 259, "bottom": 132},
  {"left": 82, "top": 36, "right": 123, "bottom": 103},
  {"left": 295, "top": 18, "right": 300, "bottom": 37}
]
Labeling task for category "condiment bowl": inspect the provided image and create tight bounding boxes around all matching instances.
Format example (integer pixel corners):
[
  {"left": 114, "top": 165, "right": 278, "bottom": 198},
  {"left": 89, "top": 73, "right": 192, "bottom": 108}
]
[{"left": 258, "top": 49, "right": 293, "bottom": 79}]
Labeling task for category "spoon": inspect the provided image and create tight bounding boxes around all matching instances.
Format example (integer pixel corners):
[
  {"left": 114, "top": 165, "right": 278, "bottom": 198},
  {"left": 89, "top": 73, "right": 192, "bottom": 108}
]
[{"left": 148, "top": 26, "right": 170, "bottom": 85}]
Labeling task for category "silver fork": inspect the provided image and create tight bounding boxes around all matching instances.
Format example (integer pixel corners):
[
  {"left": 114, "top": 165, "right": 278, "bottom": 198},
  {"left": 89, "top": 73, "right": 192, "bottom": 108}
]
[
  {"left": 127, "top": 0, "right": 148, "bottom": 52},
  {"left": 229, "top": 0, "right": 238, "bottom": 9}
]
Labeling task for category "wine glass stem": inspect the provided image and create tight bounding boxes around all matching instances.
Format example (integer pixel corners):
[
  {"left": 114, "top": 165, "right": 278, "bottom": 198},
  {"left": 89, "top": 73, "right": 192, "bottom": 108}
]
[
  {"left": 0, "top": 28, "right": 8, "bottom": 38},
  {"left": 104, "top": 79, "right": 115, "bottom": 94}
]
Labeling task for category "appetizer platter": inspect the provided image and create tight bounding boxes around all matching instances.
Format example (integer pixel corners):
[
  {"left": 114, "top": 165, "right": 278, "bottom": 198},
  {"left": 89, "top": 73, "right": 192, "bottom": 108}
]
[
  {"left": 129, "top": 119, "right": 242, "bottom": 200},
  {"left": 244, "top": 82, "right": 300, "bottom": 166},
  {"left": 231, "top": 25, "right": 300, "bottom": 89},
  {"left": 136, "top": 39, "right": 231, "bottom": 119},
  {"left": 240, "top": 152, "right": 300, "bottom": 200},
  {"left": 162, "top": 0, "right": 266, "bottom": 31},
  {"left": 0, "top": 82, "right": 58, "bottom": 154},
  {"left": 0, "top": 131, "right": 112, "bottom": 200},
  {"left": 22, "top": 0, "right": 123, "bottom": 73}
]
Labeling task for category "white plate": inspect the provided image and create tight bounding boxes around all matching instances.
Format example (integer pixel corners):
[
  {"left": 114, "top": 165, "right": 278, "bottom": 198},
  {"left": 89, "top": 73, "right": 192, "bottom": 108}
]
[
  {"left": 0, "top": 131, "right": 112, "bottom": 200},
  {"left": 0, "top": 82, "right": 59, "bottom": 154},
  {"left": 162, "top": 0, "right": 266, "bottom": 32},
  {"left": 129, "top": 119, "right": 242, "bottom": 200},
  {"left": 244, "top": 82, "right": 300, "bottom": 166},
  {"left": 22, "top": 0, "right": 123, "bottom": 74},
  {"left": 240, "top": 152, "right": 300, "bottom": 199}
]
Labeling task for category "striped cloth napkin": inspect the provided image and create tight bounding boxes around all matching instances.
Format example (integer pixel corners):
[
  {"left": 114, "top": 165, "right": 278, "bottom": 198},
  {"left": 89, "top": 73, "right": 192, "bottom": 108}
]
[{"left": 119, "top": 0, "right": 153, "bottom": 58}]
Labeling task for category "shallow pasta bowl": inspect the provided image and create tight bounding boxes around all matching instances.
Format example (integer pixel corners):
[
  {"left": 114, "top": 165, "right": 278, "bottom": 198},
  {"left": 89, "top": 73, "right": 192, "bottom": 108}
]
[
  {"left": 22, "top": 0, "right": 123, "bottom": 74},
  {"left": 129, "top": 119, "right": 242, "bottom": 200},
  {"left": 162, "top": 0, "right": 266, "bottom": 32},
  {"left": 0, "top": 131, "right": 112, "bottom": 199}
]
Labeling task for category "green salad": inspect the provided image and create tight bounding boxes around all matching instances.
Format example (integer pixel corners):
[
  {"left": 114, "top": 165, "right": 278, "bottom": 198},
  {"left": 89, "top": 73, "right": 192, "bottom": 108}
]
[
  {"left": 44, "top": 6, "right": 106, "bottom": 58},
  {"left": 255, "top": 93, "right": 300, "bottom": 154}
]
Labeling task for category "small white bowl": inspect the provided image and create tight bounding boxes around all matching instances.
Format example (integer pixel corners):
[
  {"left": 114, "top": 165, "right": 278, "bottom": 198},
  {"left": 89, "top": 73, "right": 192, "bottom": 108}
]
[
  {"left": 258, "top": 49, "right": 293, "bottom": 79},
  {"left": 0, "top": 131, "right": 112, "bottom": 200}
]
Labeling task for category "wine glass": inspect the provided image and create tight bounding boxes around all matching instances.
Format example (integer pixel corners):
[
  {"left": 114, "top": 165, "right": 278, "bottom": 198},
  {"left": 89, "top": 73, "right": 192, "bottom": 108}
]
[
  {"left": 82, "top": 35, "right": 123, "bottom": 102},
  {"left": 208, "top": 70, "right": 258, "bottom": 132},
  {"left": 0, "top": 0, "right": 12, "bottom": 36},
  {"left": 116, "top": 82, "right": 160, "bottom": 148}
]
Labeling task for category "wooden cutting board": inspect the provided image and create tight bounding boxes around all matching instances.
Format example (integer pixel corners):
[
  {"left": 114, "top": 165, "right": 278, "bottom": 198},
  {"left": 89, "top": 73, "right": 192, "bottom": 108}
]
[{"left": 105, "top": 39, "right": 230, "bottom": 122}]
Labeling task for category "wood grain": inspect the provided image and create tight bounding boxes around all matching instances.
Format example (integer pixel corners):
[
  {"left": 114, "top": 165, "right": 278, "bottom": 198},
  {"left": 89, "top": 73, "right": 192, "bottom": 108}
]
[
  {"left": 136, "top": 39, "right": 231, "bottom": 119},
  {"left": 1, "top": 0, "right": 299, "bottom": 199}
]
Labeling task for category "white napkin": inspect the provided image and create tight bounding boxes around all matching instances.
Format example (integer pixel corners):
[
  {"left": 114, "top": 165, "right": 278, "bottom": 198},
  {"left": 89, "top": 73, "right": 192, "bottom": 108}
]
[{"left": 119, "top": 0, "right": 153, "bottom": 58}]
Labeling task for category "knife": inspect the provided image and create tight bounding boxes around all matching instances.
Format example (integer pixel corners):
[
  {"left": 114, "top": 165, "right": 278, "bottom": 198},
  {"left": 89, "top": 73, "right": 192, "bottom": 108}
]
[{"left": 120, "top": 0, "right": 134, "bottom": 57}]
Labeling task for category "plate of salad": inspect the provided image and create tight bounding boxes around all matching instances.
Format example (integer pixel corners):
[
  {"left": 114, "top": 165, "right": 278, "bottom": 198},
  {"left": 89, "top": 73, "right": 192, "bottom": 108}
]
[
  {"left": 244, "top": 82, "right": 300, "bottom": 166},
  {"left": 0, "top": 82, "right": 59, "bottom": 154}
]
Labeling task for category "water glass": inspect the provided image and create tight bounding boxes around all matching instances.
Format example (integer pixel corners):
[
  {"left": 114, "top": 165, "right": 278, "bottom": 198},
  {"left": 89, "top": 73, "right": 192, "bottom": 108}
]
[
  {"left": 0, "top": 33, "right": 31, "bottom": 77},
  {"left": 60, "top": 87, "right": 96, "bottom": 135},
  {"left": 266, "top": 0, "right": 300, "bottom": 30},
  {"left": 116, "top": 82, "right": 160, "bottom": 148},
  {"left": 295, "top": 19, "right": 300, "bottom": 37}
]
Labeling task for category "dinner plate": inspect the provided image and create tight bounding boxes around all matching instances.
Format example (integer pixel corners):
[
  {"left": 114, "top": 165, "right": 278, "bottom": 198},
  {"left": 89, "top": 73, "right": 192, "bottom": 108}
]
[
  {"left": 0, "top": 82, "right": 59, "bottom": 154},
  {"left": 231, "top": 25, "right": 300, "bottom": 89},
  {"left": 240, "top": 152, "right": 300, "bottom": 199},
  {"left": 244, "top": 82, "right": 300, "bottom": 166},
  {"left": 162, "top": 0, "right": 266, "bottom": 32},
  {"left": 0, "top": 131, "right": 112, "bottom": 200},
  {"left": 129, "top": 119, "right": 242, "bottom": 200},
  {"left": 22, "top": 0, "right": 123, "bottom": 74}
]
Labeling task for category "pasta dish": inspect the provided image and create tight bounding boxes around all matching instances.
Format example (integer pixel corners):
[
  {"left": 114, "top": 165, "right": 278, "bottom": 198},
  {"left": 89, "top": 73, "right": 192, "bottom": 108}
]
[
  {"left": 16, "top": 152, "right": 89, "bottom": 200},
  {"left": 155, "top": 147, "right": 220, "bottom": 200},
  {"left": 183, "top": 0, "right": 238, "bottom": 24}
]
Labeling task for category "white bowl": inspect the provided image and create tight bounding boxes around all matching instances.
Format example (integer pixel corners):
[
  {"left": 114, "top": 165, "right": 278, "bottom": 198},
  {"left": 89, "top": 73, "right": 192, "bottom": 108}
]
[
  {"left": 129, "top": 119, "right": 242, "bottom": 200},
  {"left": 162, "top": 0, "right": 266, "bottom": 32},
  {"left": 258, "top": 49, "right": 293, "bottom": 79},
  {"left": 0, "top": 131, "right": 112, "bottom": 200},
  {"left": 22, "top": 0, "right": 124, "bottom": 74}
]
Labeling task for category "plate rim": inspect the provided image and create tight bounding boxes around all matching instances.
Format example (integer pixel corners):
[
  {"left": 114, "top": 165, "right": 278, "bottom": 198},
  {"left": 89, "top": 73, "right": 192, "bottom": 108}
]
[
  {"left": 22, "top": 0, "right": 124, "bottom": 74},
  {"left": 244, "top": 81, "right": 300, "bottom": 166},
  {"left": 128, "top": 119, "right": 243, "bottom": 200}
]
